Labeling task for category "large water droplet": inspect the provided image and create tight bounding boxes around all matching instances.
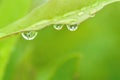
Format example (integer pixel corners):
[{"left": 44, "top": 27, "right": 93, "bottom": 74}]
[
  {"left": 21, "top": 31, "right": 38, "bottom": 40},
  {"left": 53, "top": 24, "right": 63, "bottom": 30},
  {"left": 67, "top": 24, "right": 78, "bottom": 31}
]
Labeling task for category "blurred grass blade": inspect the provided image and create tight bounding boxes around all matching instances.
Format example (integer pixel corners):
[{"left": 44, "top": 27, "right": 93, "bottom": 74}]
[{"left": 0, "top": 0, "right": 32, "bottom": 80}]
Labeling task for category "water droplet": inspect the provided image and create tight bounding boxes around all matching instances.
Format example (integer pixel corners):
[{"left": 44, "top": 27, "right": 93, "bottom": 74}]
[
  {"left": 90, "top": 13, "right": 95, "bottom": 17},
  {"left": 53, "top": 24, "right": 63, "bottom": 30},
  {"left": 21, "top": 31, "right": 38, "bottom": 40},
  {"left": 67, "top": 24, "right": 78, "bottom": 31}
]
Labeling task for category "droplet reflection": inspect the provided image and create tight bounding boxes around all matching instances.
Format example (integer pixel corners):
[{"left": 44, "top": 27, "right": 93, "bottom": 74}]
[
  {"left": 67, "top": 24, "right": 78, "bottom": 31},
  {"left": 21, "top": 31, "right": 38, "bottom": 40},
  {"left": 53, "top": 24, "right": 63, "bottom": 30}
]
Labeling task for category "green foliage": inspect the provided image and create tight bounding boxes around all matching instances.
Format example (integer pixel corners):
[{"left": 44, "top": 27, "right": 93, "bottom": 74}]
[{"left": 0, "top": 0, "right": 120, "bottom": 80}]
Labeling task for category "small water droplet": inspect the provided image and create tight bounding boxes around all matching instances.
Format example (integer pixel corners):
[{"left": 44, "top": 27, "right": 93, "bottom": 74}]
[
  {"left": 90, "top": 13, "right": 95, "bottom": 17},
  {"left": 53, "top": 24, "right": 63, "bottom": 30},
  {"left": 21, "top": 31, "right": 38, "bottom": 40},
  {"left": 67, "top": 24, "right": 78, "bottom": 31}
]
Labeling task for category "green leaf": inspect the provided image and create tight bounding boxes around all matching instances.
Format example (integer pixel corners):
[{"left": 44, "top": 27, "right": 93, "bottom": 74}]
[{"left": 0, "top": 0, "right": 120, "bottom": 38}]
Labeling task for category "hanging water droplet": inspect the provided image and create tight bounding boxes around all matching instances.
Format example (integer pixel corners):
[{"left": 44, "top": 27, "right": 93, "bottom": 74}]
[
  {"left": 90, "top": 13, "right": 95, "bottom": 17},
  {"left": 53, "top": 24, "right": 63, "bottom": 30},
  {"left": 67, "top": 24, "right": 78, "bottom": 31},
  {"left": 21, "top": 31, "right": 38, "bottom": 40}
]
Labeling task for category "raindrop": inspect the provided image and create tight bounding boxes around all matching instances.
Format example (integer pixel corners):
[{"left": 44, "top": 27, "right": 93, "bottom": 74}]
[
  {"left": 90, "top": 13, "right": 95, "bottom": 17},
  {"left": 53, "top": 24, "right": 63, "bottom": 30},
  {"left": 67, "top": 24, "right": 78, "bottom": 31},
  {"left": 21, "top": 31, "right": 38, "bottom": 40}
]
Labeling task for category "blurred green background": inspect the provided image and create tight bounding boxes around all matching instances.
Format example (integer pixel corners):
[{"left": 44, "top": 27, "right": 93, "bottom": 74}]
[{"left": 0, "top": 0, "right": 120, "bottom": 80}]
